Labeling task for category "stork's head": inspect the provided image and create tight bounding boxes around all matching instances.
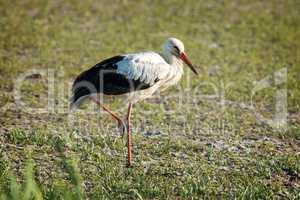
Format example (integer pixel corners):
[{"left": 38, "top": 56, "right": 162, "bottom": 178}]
[{"left": 163, "top": 37, "right": 198, "bottom": 75}]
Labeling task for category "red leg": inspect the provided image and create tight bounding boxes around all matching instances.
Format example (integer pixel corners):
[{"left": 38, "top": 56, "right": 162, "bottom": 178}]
[
  {"left": 90, "top": 96, "right": 125, "bottom": 134},
  {"left": 126, "top": 103, "right": 133, "bottom": 166}
]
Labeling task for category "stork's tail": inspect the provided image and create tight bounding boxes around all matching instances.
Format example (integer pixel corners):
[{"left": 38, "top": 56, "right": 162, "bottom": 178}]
[{"left": 69, "top": 87, "right": 91, "bottom": 110}]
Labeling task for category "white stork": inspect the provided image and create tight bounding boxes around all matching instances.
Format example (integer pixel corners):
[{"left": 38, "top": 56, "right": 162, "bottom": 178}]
[{"left": 70, "top": 37, "right": 198, "bottom": 166}]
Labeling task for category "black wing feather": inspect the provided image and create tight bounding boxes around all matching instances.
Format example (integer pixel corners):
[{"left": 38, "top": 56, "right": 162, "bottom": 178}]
[{"left": 70, "top": 55, "right": 152, "bottom": 107}]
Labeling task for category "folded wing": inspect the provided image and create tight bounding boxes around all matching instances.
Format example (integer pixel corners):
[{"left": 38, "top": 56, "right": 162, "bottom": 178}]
[{"left": 70, "top": 52, "right": 170, "bottom": 108}]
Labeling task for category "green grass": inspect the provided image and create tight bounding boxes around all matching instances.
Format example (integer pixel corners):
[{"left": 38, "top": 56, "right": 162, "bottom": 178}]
[{"left": 0, "top": 0, "right": 300, "bottom": 199}]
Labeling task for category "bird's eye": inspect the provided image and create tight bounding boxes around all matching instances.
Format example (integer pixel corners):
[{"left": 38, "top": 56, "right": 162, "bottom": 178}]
[{"left": 174, "top": 46, "right": 180, "bottom": 53}]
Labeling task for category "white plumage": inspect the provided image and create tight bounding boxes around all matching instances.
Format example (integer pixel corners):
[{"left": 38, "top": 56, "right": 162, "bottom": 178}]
[
  {"left": 117, "top": 52, "right": 170, "bottom": 86},
  {"left": 115, "top": 51, "right": 185, "bottom": 102}
]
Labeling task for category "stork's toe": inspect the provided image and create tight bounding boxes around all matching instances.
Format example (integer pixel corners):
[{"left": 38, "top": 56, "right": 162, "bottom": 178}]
[{"left": 117, "top": 119, "right": 126, "bottom": 136}]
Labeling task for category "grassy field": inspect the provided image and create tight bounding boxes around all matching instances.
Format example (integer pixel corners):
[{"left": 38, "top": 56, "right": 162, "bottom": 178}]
[{"left": 0, "top": 0, "right": 299, "bottom": 199}]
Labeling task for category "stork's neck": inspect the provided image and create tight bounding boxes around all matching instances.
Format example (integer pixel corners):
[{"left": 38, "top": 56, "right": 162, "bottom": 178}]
[{"left": 161, "top": 52, "right": 184, "bottom": 84}]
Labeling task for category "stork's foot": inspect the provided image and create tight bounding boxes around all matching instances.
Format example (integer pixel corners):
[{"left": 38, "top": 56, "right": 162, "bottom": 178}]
[
  {"left": 117, "top": 119, "right": 126, "bottom": 136},
  {"left": 126, "top": 162, "right": 133, "bottom": 168}
]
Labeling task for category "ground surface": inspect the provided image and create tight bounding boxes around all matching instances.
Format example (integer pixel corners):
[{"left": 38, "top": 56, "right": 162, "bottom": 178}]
[{"left": 0, "top": 0, "right": 299, "bottom": 199}]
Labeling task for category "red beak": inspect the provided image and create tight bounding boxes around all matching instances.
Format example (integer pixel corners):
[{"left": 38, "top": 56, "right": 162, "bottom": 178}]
[{"left": 179, "top": 52, "right": 198, "bottom": 75}]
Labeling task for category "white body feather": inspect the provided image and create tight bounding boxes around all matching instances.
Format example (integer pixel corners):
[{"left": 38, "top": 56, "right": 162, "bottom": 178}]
[{"left": 115, "top": 52, "right": 184, "bottom": 103}]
